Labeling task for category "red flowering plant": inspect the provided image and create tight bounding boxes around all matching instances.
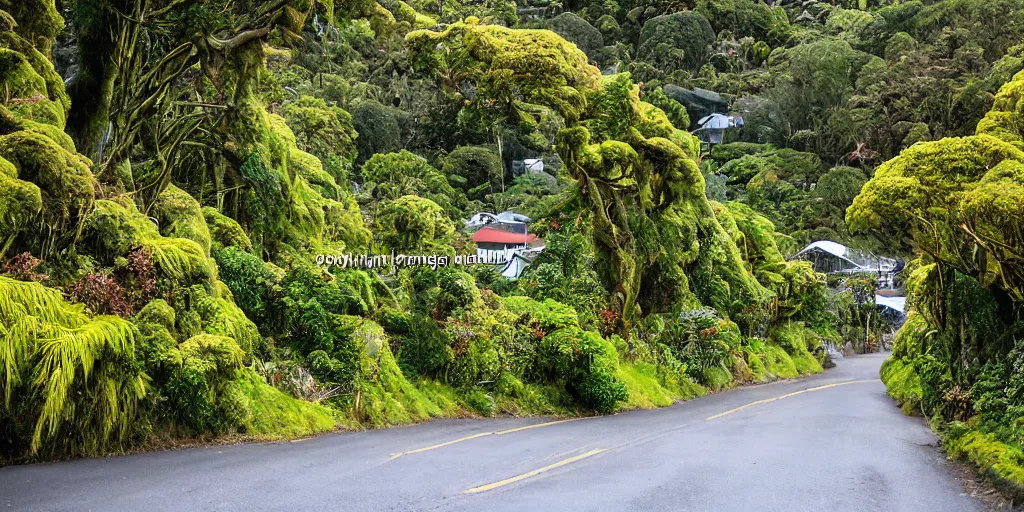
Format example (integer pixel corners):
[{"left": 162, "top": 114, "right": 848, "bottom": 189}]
[
  {"left": 67, "top": 247, "right": 158, "bottom": 317},
  {"left": 2, "top": 252, "right": 50, "bottom": 282}
]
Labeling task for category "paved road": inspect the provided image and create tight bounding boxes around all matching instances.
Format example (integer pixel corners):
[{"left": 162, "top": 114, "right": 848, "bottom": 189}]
[{"left": 1, "top": 353, "right": 982, "bottom": 512}]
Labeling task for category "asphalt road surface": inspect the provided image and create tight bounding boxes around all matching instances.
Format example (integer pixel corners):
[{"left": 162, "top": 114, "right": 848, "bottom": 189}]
[{"left": 1, "top": 353, "right": 983, "bottom": 512}]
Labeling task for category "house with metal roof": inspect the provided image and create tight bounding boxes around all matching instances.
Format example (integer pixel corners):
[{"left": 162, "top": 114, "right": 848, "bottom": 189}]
[
  {"left": 468, "top": 213, "right": 545, "bottom": 278},
  {"left": 791, "top": 241, "right": 897, "bottom": 275}
]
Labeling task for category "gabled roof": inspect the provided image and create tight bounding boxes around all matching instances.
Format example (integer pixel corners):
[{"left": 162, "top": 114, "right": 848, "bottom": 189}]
[
  {"left": 473, "top": 226, "right": 539, "bottom": 244},
  {"left": 792, "top": 240, "right": 899, "bottom": 272}
]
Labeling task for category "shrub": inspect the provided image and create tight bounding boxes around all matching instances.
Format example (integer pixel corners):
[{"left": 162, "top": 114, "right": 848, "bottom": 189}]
[
  {"left": 215, "top": 246, "right": 277, "bottom": 327},
  {"left": 538, "top": 327, "right": 627, "bottom": 412}
]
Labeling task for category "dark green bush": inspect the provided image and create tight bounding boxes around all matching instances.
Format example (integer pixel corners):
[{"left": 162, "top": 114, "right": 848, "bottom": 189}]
[
  {"left": 538, "top": 327, "right": 627, "bottom": 412},
  {"left": 215, "top": 247, "right": 277, "bottom": 327}
]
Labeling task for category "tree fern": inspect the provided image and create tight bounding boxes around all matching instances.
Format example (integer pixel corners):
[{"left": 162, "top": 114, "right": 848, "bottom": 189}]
[{"left": 0, "top": 277, "right": 147, "bottom": 458}]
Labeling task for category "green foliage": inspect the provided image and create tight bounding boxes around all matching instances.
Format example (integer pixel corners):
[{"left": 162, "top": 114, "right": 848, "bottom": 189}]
[
  {"left": 442, "top": 145, "right": 503, "bottom": 201},
  {"left": 636, "top": 12, "right": 715, "bottom": 74},
  {"left": 0, "top": 276, "right": 146, "bottom": 459},
  {"left": 376, "top": 195, "right": 455, "bottom": 253},
  {"left": 202, "top": 207, "right": 254, "bottom": 254},
  {"left": 349, "top": 99, "right": 405, "bottom": 164},
  {"left": 408, "top": 21, "right": 601, "bottom": 125},
  {"left": 227, "top": 369, "right": 336, "bottom": 438},
  {"left": 361, "top": 150, "right": 465, "bottom": 217},
  {"left": 538, "top": 327, "right": 627, "bottom": 412},
  {"left": 151, "top": 184, "right": 213, "bottom": 256},
  {"left": 279, "top": 95, "right": 357, "bottom": 163},
  {"left": 214, "top": 247, "right": 277, "bottom": 328},
  {"left": 944, "top": 427, "right": 1024, "bottom": 495}
]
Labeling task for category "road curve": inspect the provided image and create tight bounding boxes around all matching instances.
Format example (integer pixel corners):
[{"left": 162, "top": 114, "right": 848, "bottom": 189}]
[{"left": 0, "top": 354, "right": 982, "bottom": 512}]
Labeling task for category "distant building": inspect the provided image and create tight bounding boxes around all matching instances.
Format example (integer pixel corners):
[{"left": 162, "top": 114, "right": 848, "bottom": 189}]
[
  {"left": 791, "top": 241, "right": 897, "bottom": 275},
  {"left": 464, "top": 211, "right": 532, "bottom": 230},
  {"left": 467, "top": 212, "right": 545, "bottom": 279},
  {"left": 693, "top": 113, "right": 744, "bottom": 144},
  {"left": 512, "top": 158, "right": 546, "bottom": 176}
]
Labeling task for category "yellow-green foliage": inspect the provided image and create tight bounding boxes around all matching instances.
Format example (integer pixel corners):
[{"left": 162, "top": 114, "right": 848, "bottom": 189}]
[
  {"left": 492, "top": 373, "right": 573, "bottom": 416},
  {"left": 414, "top": 378, "right": 474, "bottom": 417},
  {"left": 179, "top": 334, "right": 244, "bottom": 380},
  {"left": 0, "top": 130, "right": 94, "bottom": 252},
  {"left": 376, "top": 195, "right": 455, "bottom": 253},
  {"left": 180, "top": 283, "right": 263, "bottom": 359},
  {"left": 226, "top": 369, "right": 337, "bottom": 439},
  {"left": 747, "top": 351, "right": 771, "bottom": 382},
  {"left": 770, "top": 323, "right": 824, "bottom": 375},
  {"left": 0, "top": 1, "right": 64, "bottom": 57},
  {"left": 615, "top": 362, "right": 678, "bottom": 408},
  {"left": 977, "top": 69, "right": 1024, "bottom": 149},
  {"left": 392, "top": 0, "right": 436, "bottom": 29},
  {"left": 151, "top": 184, "right": 213, "bottom": 256},
  {"left": 891, "top": 311, "right": 931, "bottom": 359},
  {"left": 408, "top": 22, "right": 774, "bottom": 335},
  {"left": 764, "top": 345, "right": 798, "bottom": 379},
  {"left": 82, "top": 198, "right": 213, "bottom": 283},
  {"left": 0, "top": 276, "right": 146, "bottom": 457},
  {"left": 224, "top": 97, "right": 370, "bottom": 258},
  {"left": 945, "top": 427, "right": 1024, "bottom": 494},
  {"left": 0, "top": 24, "right": 69, "bottom": 126},
  {"left": 407, "top": 21, "right": 601, "bottom": 124},
  {"left": 718, "top": 202, "right": 828, "bottom": 322},
  {"left": 502, "top": 295, "right": 581, "bottom": 332},
  {"left": 0, "top": 153, "right": 42, "bottom": 250},
  {"left": 353, "top": 320, "right": 443, "bottom": 426},
  {"left": 880, "top": 357, "right": 923, "bottom": 414},
  {"left": 202, "top": 206, "right": 254, "bottom": 253},
  {"left": 847, "top": 134, "right": 1024, "bottom": 303}
]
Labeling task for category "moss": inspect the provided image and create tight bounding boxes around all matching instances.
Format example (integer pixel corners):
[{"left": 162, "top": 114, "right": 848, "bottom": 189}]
[
  {"left": 415, "top": 378, "right": 473, "bottom": 417},
  {"left": 747, "top": 351, "right": 771, "bottom": 382},
  {"left": 227, "top": 369, "right": 337, "bottom": 439},
  {"left": 0, "top": 30, "right": 68, "bottom": 126},
  {"left": 353, "top": 320, "right": 443, "bottom": 427},
  {"left": 152, "top": 184, "right": 213, "bottom": 256},
  {"left": 186, "top": 283, "right": 263, "bottom": 359},
  {"left": 770, "top": 322, "right": 824, "bottom": 376},
  {"left": 880, "top": 357, "right": 923, "bottom": 414},
  {"left": 0, "top": 0, "right": 64, "bottom": 56},
  {"left": 492, "top": 373, "right": 570, "bottom": 416},
  {"left": 81, "top": 198, "right": 213, "bottom": 283},
  {"left": 945, "top": 427, "right": 1024, "bottom": 500},
  {"left": 135, "top": 299, "right": 176, "bottom": 332},
  {"left": 179, "top": 334, "right": 245, "bottom": 379},
  {"left": 0, "top": 159, "right": 42, "bottom": 248},
  {"left": 615, "top": 362, "right": 677, "bottom": 408},
  {"left": 0, "top": 130, "right": 94, "bottom": 248},
  {"left": 407, "top": 22, "right": 601, "bottom": 124},
  {"left": 538, "top": 327, "right": 627, "bottom": 412},
  {"left": 977, "top": 69, "right": 1024, "bottom": 148},
  {"left": 764, "top": 345, "right": 799, "bottom": 379},
  {"left": 503, "top": 296, "right": 581, "bottom": 332},
  {"left": 202, "top": 206, "right": 254, "bottom": 254}
]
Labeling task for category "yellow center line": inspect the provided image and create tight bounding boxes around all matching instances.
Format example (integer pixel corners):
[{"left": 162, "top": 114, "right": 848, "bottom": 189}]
[
  {"left": 387, "top": 418, "right": 584, "bottom": 461},
  {"left": 705, "top": 379, "right": 876, "bottom": 421},
  {"left": 461, "top": 448, "right": 607, "bottom": 494}
]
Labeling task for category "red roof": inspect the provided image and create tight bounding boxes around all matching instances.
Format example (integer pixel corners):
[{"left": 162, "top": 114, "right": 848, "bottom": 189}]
[{"left": 472, "top": 226, "right": 539, "bottom": 244}]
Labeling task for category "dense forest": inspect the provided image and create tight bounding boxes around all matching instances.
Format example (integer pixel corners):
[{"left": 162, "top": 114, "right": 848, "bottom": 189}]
[{"left": 1, "top": 0, "right": 1023, "bottom": 493}]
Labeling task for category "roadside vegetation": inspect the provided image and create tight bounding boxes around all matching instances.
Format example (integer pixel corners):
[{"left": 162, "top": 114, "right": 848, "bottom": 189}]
[{"left": 0, "top": 1, "right": 1022, "bottom": 493}]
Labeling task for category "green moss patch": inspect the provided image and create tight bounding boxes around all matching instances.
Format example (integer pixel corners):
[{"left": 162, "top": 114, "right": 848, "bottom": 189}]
[
  {"left": 228, "top": 369, "right": 337, "bottom": 439},
  {"left": 945, "top": 427, "right": 1024, "bottom": 501},
  {"left": 880, "top": 357, "right": 923, "bottom": 415}
]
